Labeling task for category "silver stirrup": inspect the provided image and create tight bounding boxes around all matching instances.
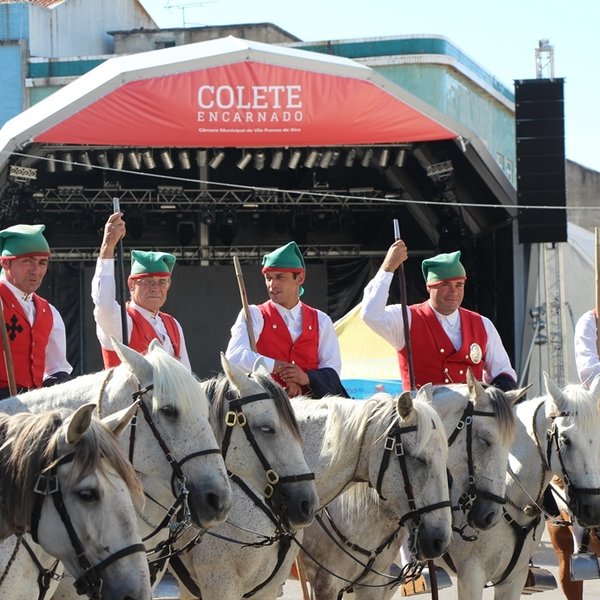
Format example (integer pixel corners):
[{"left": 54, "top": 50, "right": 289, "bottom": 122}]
[
  {"left": 522, "top": 566, "right": 558, "bottom": 594},
  {"left": 570, "top": 552, "right": 600, "bottom": 581}
]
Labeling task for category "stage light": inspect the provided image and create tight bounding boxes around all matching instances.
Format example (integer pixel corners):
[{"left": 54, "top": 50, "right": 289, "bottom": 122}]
[
  {"left": 63, "top": 152, "right": 73, "bottom": 172},
  {"left": 236, "top": 151, "right": 252, "bottom": 170},
  {"left": 80, "top": 151, "right": 92, "bottom": 171},
  {"left": 141, "top": 150, "right": 156, "bottom": 170},
  {"left": 128, "top": 150, "right": 141, "bottom": 170},
  {"left": 178, "top": 150, "right": 191, "bottom": 170},
  {"left": 196, "top": 149, "right": 208, "bottom": 167},
  {"left": 254, "top": 150, "right": 266, "bottom": 171},
  {"left": 270, "top": 150, "right": 284, "bottom": 170},
  {"left": 46, "top": 153, "right": 56, "bottom": 173},
  {"left": 288, "top": 149, "right": 302, "bottom": 169},
  {"left": 319, "top": 150, "right": 333, "bottom": 169},
  {"left": 113, "top": 152, "right": 125, "bottom": 171},
  {"left": 395, "top": 149, "right": 406, "bottom": 168},
  {"left": 378, "top": 148, "right": 390, "bottom": 168},
  {"left": 96, "top": 151, "right": 109, "bottom": 169},
  {"left": 360, "top": 148, "right": 373, "bottom": 168},
  {"left": 160, "top": 150, "right": 174, "bottom": 170},
  {"left": 304, "top": 149, "right": 319, "bottom": 169},
  {"left": 344, "top": 149, "right": 356, "bottom": 167},
  {"left": 329, "top": 149, "right": 340, "bottom": 167},
  {"left": 209, "top": 150, "right": 225, "bottom": 169},
  {"left": 202, "top": 211, "right": 215, "bottom": 226}
]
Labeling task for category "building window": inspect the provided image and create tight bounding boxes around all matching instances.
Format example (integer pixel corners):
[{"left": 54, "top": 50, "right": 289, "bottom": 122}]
[
  {"left": 496, "top": 152, "right": 505, "bottom": 169},
  {"left": 155, "top": 40, "right": 176, "bottom": 49},
  {"left": 505, "top": 158, "right": 513, "bottom": 182}
]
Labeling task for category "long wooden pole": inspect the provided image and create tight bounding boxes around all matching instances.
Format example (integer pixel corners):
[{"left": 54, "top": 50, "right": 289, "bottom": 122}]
[
  {"left": 0, "top": 298, "right": 17, "bottom": 396},
  {"left": 233, "top": 256, "right": 257, "bottom": 352},
  {"left": 113, "top": 197, "right": 128, "bottom": 346}
]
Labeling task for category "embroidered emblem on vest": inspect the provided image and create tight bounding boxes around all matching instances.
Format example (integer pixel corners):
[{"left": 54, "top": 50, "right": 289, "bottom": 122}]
[
  {"left": 469, "top": 342, "right": 482, "bottom": 364},
  {"left": 6, "top": 315, "right": 24, "bottom": 341}
]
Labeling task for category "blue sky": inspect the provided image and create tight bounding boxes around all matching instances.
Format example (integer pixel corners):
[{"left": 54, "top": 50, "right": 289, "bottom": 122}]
[{"left": 140, "top": 0, "right": 600, "bottom": 173}]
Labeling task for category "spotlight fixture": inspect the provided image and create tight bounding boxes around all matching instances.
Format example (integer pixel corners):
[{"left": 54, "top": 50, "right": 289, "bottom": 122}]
[
  {"left": 79, "top": 151, "right": 92, "bottom": 171},
  {"left": 141, "top": 150, "right": 156, "bottom": 170},
  {"left": 378, "top": 148, "right": 390, "bottom": 168},
  {"left": 360, "top": 148, "right": 373, "bottom": 168},
  {"left": 304, "top": 149, "right": 319, "bottom": 169},
  {"left": 96, "top": 151, "right": 110, "bottom": 169},
  {"left": 270, "top": 149, "right": 284, "bottom": 170},
  {"left": 236, "top": 151, "right": 252, "bottom": 170},
  {"left": 288, "top": 149, "right": 302, "bottom": 169},
  {"left": 395, "top": 149, "right": 406, "bottom": 168},
  {"left": 160, "top": 150, "right": 174, "bottom": 170},
  {"left": 196, "top": 149, "right": 208, "bottom": 167},
  {"left": 209, "top": 150, "right": 225, "bottom": 169},
  {"left": 319, "top": 150, "right": 333, "bottom": 169},
  {"left": 201, "top": 211, "right": 215, "bottom": 226},
  {"left": 178, "top": 150, "right": 191, "bottom": 170},
  {"left": 254, "top": 150, "right": 266, "bottom": 171},
  {"left": 113, "top": 152, "right": 125, "bottom": 171},
  {"left": 329, "top": 149, "right": 340, "bottom": 167},
  {"left": 46, "top": 153, "right": 56, "bottom": 173},
  {"left": 344, "top": 149, "right": 356, "bottom": 167},
  {"left": 63, "top": 152, "right": 73, "bottom": 172},
  {"left": 127, "top": 150, "right": 141, "bottom": 170}
]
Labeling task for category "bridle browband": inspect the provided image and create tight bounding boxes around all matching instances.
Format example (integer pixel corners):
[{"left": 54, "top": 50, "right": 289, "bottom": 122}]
[
  {"left": 220, "top": 389, "right": 315, "bottom": 504},
  {"left": 30, "top": 447, "right": 145, "bottom": 599}
]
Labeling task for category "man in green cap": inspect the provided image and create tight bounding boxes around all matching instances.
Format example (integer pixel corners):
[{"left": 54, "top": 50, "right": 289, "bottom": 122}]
[
  {"left": 91, "top": 212, "right": 190, "bottom": 369},
  {"left": 361, "top": 239, "right": 516, "bottom": 391},
  {"left": 226, "top": 241, "right": 347, "bottom": 398},
  {"left": 0, "top": 224, "right": 72, "bottom": 398}
]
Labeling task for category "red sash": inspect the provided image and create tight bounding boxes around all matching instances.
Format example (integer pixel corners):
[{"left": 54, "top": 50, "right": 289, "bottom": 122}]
[
  {"left": 101, "top": 303, "right": 181, "bottom": 368},
  {"left": 0, "top": 283, "right": 53, "bottom": 389}
]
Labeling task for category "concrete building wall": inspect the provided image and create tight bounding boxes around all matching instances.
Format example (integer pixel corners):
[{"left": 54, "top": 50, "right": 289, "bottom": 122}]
[
  {"left": 0, "top": 42, "right": 26, "bottom": 124},
  {"left": 567, "top": 160, "right": 600, "bottom": 231}
]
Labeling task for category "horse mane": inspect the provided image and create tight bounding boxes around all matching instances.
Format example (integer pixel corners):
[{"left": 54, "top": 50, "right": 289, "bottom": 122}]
[
  {"left": 144, "top": 345, "right": 209, "bottom": 419},
  {"left": 0, "top": 410, "right": 143, "bottom": 533},
  {"left": 484, "top": 386, "right": 517, "bottom": 445},
  {"left": 551, "top": 383, "right": 600, "bottom": 435},
  {"left": 203, "top": 372, "right": 301, "bottom": 444},
  {"left": 297, "top": 394, "right": 445, "bottom": 466},
  {"left": 338, "top": 483, "right": 388, "bottom": 524}
]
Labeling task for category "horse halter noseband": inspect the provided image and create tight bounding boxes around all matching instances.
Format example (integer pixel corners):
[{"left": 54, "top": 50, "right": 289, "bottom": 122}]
[
  {"left": 129, "top": 384, "right": 222, "bottom": 530},
  {"left": 545, "top": 409, "right": 600, "bottom": 514},
  {"left": 447, "top": 400, "right": 507, "bottom": 515},
  {"left": 30, "top": 449, "right": 145, "bottom": 599},
  {"left": 220, "top": 389, "right": 315, "bottom": 502},
  {"left": 375, "top": 419, "right": 451, "bottom": 530}
]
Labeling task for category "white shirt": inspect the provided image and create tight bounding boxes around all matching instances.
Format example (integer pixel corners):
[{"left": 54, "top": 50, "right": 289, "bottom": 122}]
[
  {"left": 0, "top": 274, "right": 72, "bottom": 379},
  {"left": 361, "top": 269, "right": 517, "bottom": 385},
  {"left": 225, "top": 301, "right": 342, "bottom": 375},
  {"left": 574, "top": 309, "right": 600, "bottom": 387},
  {"left": 91, "top": 258, "right": 191, "bottom": 370}
]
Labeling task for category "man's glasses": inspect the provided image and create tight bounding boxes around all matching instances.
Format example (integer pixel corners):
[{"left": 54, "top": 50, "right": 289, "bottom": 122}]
[{"left": 134, "top": 278, "right": 170, "bottom": 289}]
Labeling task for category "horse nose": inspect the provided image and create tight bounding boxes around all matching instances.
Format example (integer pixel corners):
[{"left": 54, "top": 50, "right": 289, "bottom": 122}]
[{"left": 187, "top": 481, "right": 232, "bottom": 527}]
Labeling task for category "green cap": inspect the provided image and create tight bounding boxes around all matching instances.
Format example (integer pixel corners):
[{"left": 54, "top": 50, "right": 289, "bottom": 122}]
[
  {"left": 422, "top": 251, "right": 467, "bottom": 285},
  {"left": 0, "top": 224, "right": 50, "bottom": 258},
  {"left": 130, "top": 250, "right": 175, "bottom": 278},
  {"left": 261, "top": 241, "right": 305, "bottom": 274}
]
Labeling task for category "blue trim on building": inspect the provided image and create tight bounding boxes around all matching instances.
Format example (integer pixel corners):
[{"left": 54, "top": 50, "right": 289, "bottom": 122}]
[{"left": 29, "top": 58, "right": 107, "bottom": 78}]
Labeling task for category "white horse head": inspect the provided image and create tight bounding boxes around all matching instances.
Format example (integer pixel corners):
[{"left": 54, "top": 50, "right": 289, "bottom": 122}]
[
  {"left": 201, "top": 354, "right": 318, "bottom": 530},
  {"left": 0, "top": 403, "right": 151, "bottom": 599},
  {"left": 541, "top": 372, "right": 600, "bottom": 527}
]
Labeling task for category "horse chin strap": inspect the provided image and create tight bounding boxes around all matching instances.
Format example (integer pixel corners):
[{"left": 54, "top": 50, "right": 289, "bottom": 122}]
[
  {"left": 220, "top": 389, "right": 315, "bottom": 510},
  {"left": 30, "top": 450, "right": 145, "bottom": 600}
]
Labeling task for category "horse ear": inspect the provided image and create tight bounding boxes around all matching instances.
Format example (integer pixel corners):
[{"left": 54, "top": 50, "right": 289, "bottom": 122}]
[
  {"left": 101, "top": 401, "right": 140, "bottom": 437},
  {"left": 65, "top": 403, "right": 96, "bottom": 445},
  {"left": 396, "top": 391, "right": 414, "bottom": 419},
  {"left": 418, "top": 382, "right": 434, "bottom": 403},
  {"left": 543, "top": 372, "right": 563, "bottom": 410},
  {"left": 252, "top": 356, "right": 270, "bottom": 377},
  {"left": 220, "top": 353, "right": 255, "bottom": 396},
  {"left": 504, "top": 384, "right": 532, "bottom": 405},
  {"left": 111, "top": 336, "right": 154, "bottom": 385},
  {"left": 589, "top": 374, "right": 600, "bottom": 400},
  {"left": 466, "top": 369, "right": 486, "bottom": 405}
]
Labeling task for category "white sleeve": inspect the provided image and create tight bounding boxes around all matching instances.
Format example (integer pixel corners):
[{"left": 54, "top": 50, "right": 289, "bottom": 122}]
[
  {"left": 175, "top": 319, "right": 191, "bottom": 370},
  {"left": 91, "top": 258, "right": 132, "bottom": 350},
  {"left": 316, "top": 311, "right": 342, "bottom": 375},
  {"left": 481, "top": 316, "right": 517, "bottom": 384},
  {"left": 225, "top": 306, "right": 275, "bottom": 373},
  {"left": 44, "top": 305, "right": 73, "bottom": 378},
  {"left": 574, "top": 310, "right": 600, "bottom": 386},
  {"left": 361, "top": 269, "right": 408, "bottom": 350}
]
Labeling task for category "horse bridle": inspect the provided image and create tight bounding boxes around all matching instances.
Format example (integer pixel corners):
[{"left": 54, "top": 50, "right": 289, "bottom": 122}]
[
  {"left": 220, "top": 389, "right": 315, "bottom": 504},
  {"left": 29, "top": 448, "right": 145, "bottom": 599}
]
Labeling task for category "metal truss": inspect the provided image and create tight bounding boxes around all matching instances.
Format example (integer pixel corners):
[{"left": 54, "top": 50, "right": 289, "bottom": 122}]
[
  {"left": 33, "top": 187, "right": 390, "bottom": 213},
  {"left": 51, "top": 244, "right": 372, "bottom": 262}
]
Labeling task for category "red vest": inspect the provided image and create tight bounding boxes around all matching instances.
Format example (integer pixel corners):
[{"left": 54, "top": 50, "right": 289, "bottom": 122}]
[
  {"left": 101, "top": 302, "right": 182, "bottom": 368},
  {"left": 399, "top": 302, "right": 487, "bottom": 389},
  {"left": 0, "top": 283, "right": 53, "bottom": 389},
  {"left": 256, "top": 301, "right": 319, "bottom": 389}
]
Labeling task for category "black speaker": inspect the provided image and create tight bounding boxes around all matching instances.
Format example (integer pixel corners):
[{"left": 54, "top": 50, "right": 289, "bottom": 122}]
[{"left": 515, "top": 78, "right": 567, "bottom": 244}]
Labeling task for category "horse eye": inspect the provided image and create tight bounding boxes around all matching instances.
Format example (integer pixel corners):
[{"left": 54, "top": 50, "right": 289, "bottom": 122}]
[
  {"left": 78, "top": 489, "right": 99, "bottom": 502},
  {"left": 160, "top": 405, "right": 179, "bottom": 419},
  {"left": 477, "top": 437, "right": 491, "bottom": 448},
  {"left": 259, "top": 426, "right": 275, "bottom": 434},
  {"left": 560, "top": 436, "right": 571, "bottom": 447}
]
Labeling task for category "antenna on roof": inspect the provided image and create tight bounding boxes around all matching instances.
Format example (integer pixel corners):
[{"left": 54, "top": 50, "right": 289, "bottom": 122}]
[
  {"left": 535, "top": 39, "right": 555, "bottom": 79},
  {"left": 164, "top": 0, "right": 218, "bottom": 28}
]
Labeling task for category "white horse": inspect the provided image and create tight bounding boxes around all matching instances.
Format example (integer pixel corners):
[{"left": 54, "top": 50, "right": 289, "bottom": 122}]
[
  {"left": 439, "top": 373, "right": 600, "bottom": 600},
  {"left": 170, "top": 387, "right": 453, "bottom": 599},
  {"left": 0, "top": 402, "right": 151, "bottom": 599},
  {"left": 298, "top": 374, "right": 526, "bottom": 599},
  {"left": 0, "top": 340, "right": 232, "bottom": 600}
]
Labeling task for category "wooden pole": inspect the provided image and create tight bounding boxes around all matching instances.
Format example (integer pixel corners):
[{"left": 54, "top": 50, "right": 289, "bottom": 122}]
[
  {"left": 0, "top": 298, "right": 17, "bottom": 396},
  {"left": 233, "top": 256, "right": 257, "bottom": 352},
  {"left": 113, "top": 197, "right": 128, "bottom": 346}
]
